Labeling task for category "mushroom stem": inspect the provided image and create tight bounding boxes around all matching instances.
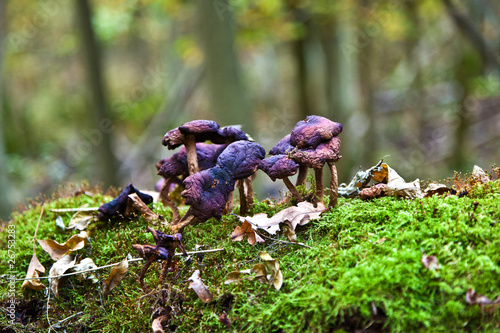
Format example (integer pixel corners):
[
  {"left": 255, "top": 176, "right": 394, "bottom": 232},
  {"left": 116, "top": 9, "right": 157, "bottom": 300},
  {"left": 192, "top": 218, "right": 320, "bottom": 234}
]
[
  {"left": 245, "top": 177, "right": 254, "bottom": 214},
  {"left": 314, "top": 168, "right": 324, "bottom": 205},
  {"left": 296, "top": 165, "right": 308, "bottom": 186},
  {"left": 160, "top": 178, "right": 181, "bottom": 224},
  {"left": 170, "top": 209, "right": 197, "bottom": 233},
  {"left": 139, "top": 253, "right": 158, "bottom": 291},
  {"left": 237, "top": 179, "right": 248, "bottom": 215},
  {"left": 283, "top": 177, "right": 303, "bottom": 203},
  {"left": 184, "top": 135, "right": 199, "bottom": 175},
  {"left": 223, "top": 190, "right": 234, "bottom": 215},
  {"left": 327, "top": 162, "right": 338, "bottom": 208}
]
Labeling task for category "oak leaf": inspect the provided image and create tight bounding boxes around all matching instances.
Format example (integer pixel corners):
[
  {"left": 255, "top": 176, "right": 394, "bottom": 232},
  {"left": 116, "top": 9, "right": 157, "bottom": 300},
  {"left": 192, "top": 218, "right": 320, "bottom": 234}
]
[
  {"left": 38, "top": 231, "right": 89, "bottom": 261},
  {"left": 103, "top": 258, "right": 128, "bottom": 297},
  {"left": 231, "top": 220, "right": 264, "bottom": 245},
  {"left": 188, "top": 270, "right": 213, "bottom": 303},
  {"left": 21, "top": 253, "right": 46, "bottom": 291}
]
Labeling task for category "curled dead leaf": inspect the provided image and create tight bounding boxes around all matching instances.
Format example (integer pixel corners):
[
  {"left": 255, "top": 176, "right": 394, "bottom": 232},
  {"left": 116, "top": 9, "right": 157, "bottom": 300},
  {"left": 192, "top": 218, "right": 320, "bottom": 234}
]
[
  {"left": 103, "top": 258, "right": 128, "bottom": 297},
  {"left": 231, "top": 220, "right": 264, "bottom": 245},
  {"left": 68, "top": 211, "right": 95, "bottom": 230},
  {"left": 72, "top": 258, "right": 99, "bottom": 283},
  {"left": 472, "top": 165, "right": 490, "bottom": 184},
  {"left": 360, "top": 183, "right": 387, "bottom": 200},
  {"left": 22, "top": 253, "right": 46, "bottom": 291},
  {"left": 37, "top": 231, "right": 89, "bottom": 261},
  {"left": 466, "top": 288, "right": 500, "bottom": 313},
  {"left": 282, "top": 224, "right": 297, "bottom": 243},
  {"left": 423, "top": 183, "right": 450, "bottom": 197},
  {"left": 126, "top": 193, "right": 160, "bottom": 223},
  {"left": 421, "top": 254, "right": 440, "bottom": 271},
  {"left": 152, "top": 313, "right": 170, "bottom": 333},
  {"left": 237, "top": 201, "right": 326, "bottom": 235},
  {"left": 49, "top": 255, "right": 77, "bottom": 298},
  {"left": 259, "top": 251, "right": 283, "bottom": 290},
  {"left": 188, "top": 270, "right": 213, "bottom": 303}
]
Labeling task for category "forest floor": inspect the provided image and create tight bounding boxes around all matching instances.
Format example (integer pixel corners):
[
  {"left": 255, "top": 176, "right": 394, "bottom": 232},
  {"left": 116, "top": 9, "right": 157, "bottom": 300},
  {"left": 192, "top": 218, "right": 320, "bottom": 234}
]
[{"left": 1, "top": 176, "right": 500, "bottom": 332}]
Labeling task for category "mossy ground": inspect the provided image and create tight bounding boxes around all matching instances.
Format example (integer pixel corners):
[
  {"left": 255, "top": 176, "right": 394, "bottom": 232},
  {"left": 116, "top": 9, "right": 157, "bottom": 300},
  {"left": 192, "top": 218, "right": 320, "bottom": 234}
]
[{"left": 1, "top": 180, "right": 500, "bottom": 332}]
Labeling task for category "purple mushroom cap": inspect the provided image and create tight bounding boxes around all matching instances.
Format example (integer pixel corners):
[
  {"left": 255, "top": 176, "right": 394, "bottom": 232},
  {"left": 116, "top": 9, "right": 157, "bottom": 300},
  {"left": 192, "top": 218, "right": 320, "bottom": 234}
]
[
  {"left": 181, "top": 167, "right": 235, "bottom": 222},
  {"left": 290, "top": 115, "right": 343, "bottom": 149},
  {"left": 215, "top": 126, "right": 249, "bottom": 143},
  {"left": 217, "top": 141, "right": 265, "bottom": 179},
  {"left": 258, "top": 155, "right": 300, "bottom": 181},
  {"left": 291, "top": 136, "right": 342, "bottom": 169},
  {"left": 157, "top": 143, "right": 226, "bottom": 179},
  {"left": 269, "top": 134, "right": 294, "bottom": 155},
  {"left": 162, "top": 120, "right": 221, "bottom": 149}
]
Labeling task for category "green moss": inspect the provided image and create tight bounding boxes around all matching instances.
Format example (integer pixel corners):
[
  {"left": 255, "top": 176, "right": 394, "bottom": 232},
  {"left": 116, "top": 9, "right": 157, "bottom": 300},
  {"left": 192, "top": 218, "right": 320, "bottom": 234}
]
[{"left": 2, "top": 181, "right": 500, "bottom": 332}]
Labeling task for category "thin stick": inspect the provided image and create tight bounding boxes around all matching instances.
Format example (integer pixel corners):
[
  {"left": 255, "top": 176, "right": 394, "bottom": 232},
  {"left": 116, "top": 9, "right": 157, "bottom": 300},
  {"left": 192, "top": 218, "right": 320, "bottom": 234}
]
[
  {"left": 49, "top": 207, "right": 100, "bottom": 213},
  {"left": 15, "top": 249, "right": 224, "bottom": 282},
  {"left": 257, "top": 232, "right": 312, "bottom": 249},
  {"left": 33, "top": 204, "right": 45, "bottom": 253},
  {"left": 47, "top": 288, "right": 57, "bottom": 333},
  {"left": 55, "top": 311, "right": 84, "bottom": 326}
]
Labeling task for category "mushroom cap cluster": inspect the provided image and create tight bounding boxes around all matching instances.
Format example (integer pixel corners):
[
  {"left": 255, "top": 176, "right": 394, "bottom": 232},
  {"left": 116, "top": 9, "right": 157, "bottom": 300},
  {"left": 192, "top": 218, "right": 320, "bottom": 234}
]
[
  {"left": 162, "top": 120, "right": 248, "bottom": 149},
  {"left": 290, "top": 115, "right": 343, "bottom": 149},
  {"left": 157, "top": 143, "right": 226, "bottom": 179},
  {"left": 181, "top": 141, "right": 265, "bottom": 222}
]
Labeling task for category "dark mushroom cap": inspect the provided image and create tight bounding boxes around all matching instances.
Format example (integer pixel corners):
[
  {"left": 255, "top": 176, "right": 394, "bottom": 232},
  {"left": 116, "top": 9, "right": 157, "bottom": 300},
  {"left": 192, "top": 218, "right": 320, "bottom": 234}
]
[
  {"left": 258, "top": 155, "right": 299, "bottom": 181},
  {"left": 217, "top": 141, "right": 265, "bottom": 179},
  {"left": 162, "top": 120, "right": 221, "bottom": 149},
  {"left": 290, "top": 115, "right": 343, "bottom": 149},
  {"left": 181, "top": 167, "right": 235, "bottom": 222},
  {"left": 98, "top": 183, "right": 153, "bottom": 221},
  {"left": 269, "top": 134, "right": 294, "bottom": 155},
  {"left": 291, "top": 136, "right": 342, "bottom": 169},
  {"left": 215, "top": 126, "right": 249, "bottom": 143},
  {"left": 157, "top": 143, "right": 226, "bottom": 179}
]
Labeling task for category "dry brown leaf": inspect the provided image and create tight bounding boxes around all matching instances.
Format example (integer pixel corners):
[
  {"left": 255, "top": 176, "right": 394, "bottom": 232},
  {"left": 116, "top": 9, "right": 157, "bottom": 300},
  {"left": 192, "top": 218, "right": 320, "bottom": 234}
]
[
  {"left": 376, "top": 237, "right": 387, "bottom": 244},
  {"left": 37, "top": 231, "right": 89, "bottom": 261},
  {"left": 49, "top": 255, "right": 77, "bottom": 298},
  {"left": 21, "top": 253, "right": 46, "bottom": 291},
  {"left": 252, "top": 263, "right": 269, "bottom": 285},
  {"left": 421, "top": 254, "right": 440, "bottom": 271},
  {"left": 466, "top": 288, "right": 500, "bottom": 313},
  {"left": 72, "top": 258, "right": 99, "bottom": 283},
  {"left": 423, "top": 183, "right": 450, "bottom": 197},
  {"left": 231, "top": 220, "right": 264, "bottom": 245},
  {"left": 152, "top": 314, "right": 170, "bottom": 333},
  {"left": 188, "top": 270, "right": 213, "bottom": 303},
  {"left": 103, "top": 258, "right": 128, "bottom": 297},
  {"left": 125, "top": 193, "right": 159, "bottom": 223},
  {"left": 360, "top": 183, "right": 387, "bottom": 200},
  {"left": 385, "top": 165, "right": 423, "bottom": 199},
  {"left": 259, "top": 251, "right": 283, "bottom": 290},
  {"left": 282, "top": 225, "right": 297, "bottom": 243},
  {"left": 68, "top": 211, "right": 95, "bottom": 230},
  {"left": 237, "top": 201, "right": 326, "bottom": 235},
  {"left": 472, "top": 165, "right": 490, "bottom": 184}
]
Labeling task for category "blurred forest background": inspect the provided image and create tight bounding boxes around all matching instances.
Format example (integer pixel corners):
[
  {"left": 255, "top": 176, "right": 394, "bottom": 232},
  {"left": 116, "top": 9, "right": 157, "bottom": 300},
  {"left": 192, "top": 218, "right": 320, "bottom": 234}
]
[{"left": 1, "top": 0, "right": 499, "bottom": 220}]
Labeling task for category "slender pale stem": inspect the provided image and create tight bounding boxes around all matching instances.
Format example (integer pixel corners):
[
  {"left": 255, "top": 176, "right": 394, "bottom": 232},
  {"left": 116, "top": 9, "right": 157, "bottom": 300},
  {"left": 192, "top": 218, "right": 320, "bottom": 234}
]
[
  {"left": 328, "top": 162, "right": 338, "bottom": 208},
  {"left": 314, "top": 168, "right": 324, "bottom": 205},
  {"left": 245, "top": 177, "right": 254, "bottom": 214},
  {"left": 160, "top": 177, "right": 181, "bottom": 224},
  {"left": 296, "top": 165, "right": 307, "bottom": 186},
  {"left": 237, "top": 179, "right": 248, "bottom": 215},
  {"left": 282, "top": 177, "right": 303, "bottom": 202},
  {"left": 170, "top": 208, "right": 197, "bottom": 233},
  {"left": 184, "top": 135, "right": 199, "bottom": 175}
]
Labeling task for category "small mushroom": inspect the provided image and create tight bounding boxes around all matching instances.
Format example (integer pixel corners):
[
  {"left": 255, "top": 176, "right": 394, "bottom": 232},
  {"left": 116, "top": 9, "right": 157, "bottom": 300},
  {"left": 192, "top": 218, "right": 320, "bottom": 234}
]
[
  {"left": 291, "top": 136, "right": 341, "bottom": 206},
  {"left": 162, "top": 120, "right": 221, "bottom": 175},
  {"left": 269, "top": 134, "right": 307, "bottom": 187},
  {"left": 162, "top": 121, "right": 248, "bottom": 176},
  {"left": 290, "top": 115, "right": 343, "bottom": 149},
  {"left": 259, "top": 154, "right": 302, "bottom": 202},
  {"left": 171, "top": 141, "right": 264, "bottom": 232}
]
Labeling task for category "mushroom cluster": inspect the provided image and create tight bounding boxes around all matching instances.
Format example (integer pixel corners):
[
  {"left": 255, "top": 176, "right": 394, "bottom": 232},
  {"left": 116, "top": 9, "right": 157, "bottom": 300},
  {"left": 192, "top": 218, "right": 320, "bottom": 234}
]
[
  {"left": 170, "top": 140, "right": 265, "bottom": 233},
  {"left": 259, "top": 115, "right": 342, "bottom": 207}
]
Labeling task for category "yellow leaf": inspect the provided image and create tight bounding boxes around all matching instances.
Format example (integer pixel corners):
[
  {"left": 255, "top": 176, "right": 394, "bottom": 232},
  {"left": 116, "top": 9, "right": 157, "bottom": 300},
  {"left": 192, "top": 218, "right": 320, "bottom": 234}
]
[
  {"left": 37, "top": 231, "right": 89, "bottom": 261},
  {"left": 103, "top": 258, "right": 128, "bottom": 297},
  {"left": 21, "top": 254, "right": 46, "bottom": 291}
]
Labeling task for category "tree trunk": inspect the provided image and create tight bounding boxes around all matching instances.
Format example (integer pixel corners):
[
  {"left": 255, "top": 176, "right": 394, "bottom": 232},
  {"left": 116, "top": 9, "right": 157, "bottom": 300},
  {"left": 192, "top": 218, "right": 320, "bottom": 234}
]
[
  {"left": 195, "top": 0, "right": 253, "bottom": 133},
  {"left": 0, "top": 0, "right": 12, "bottom": 220},
  {"left": 75, "top": 0, "right": 119, "bottom": 187}
]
